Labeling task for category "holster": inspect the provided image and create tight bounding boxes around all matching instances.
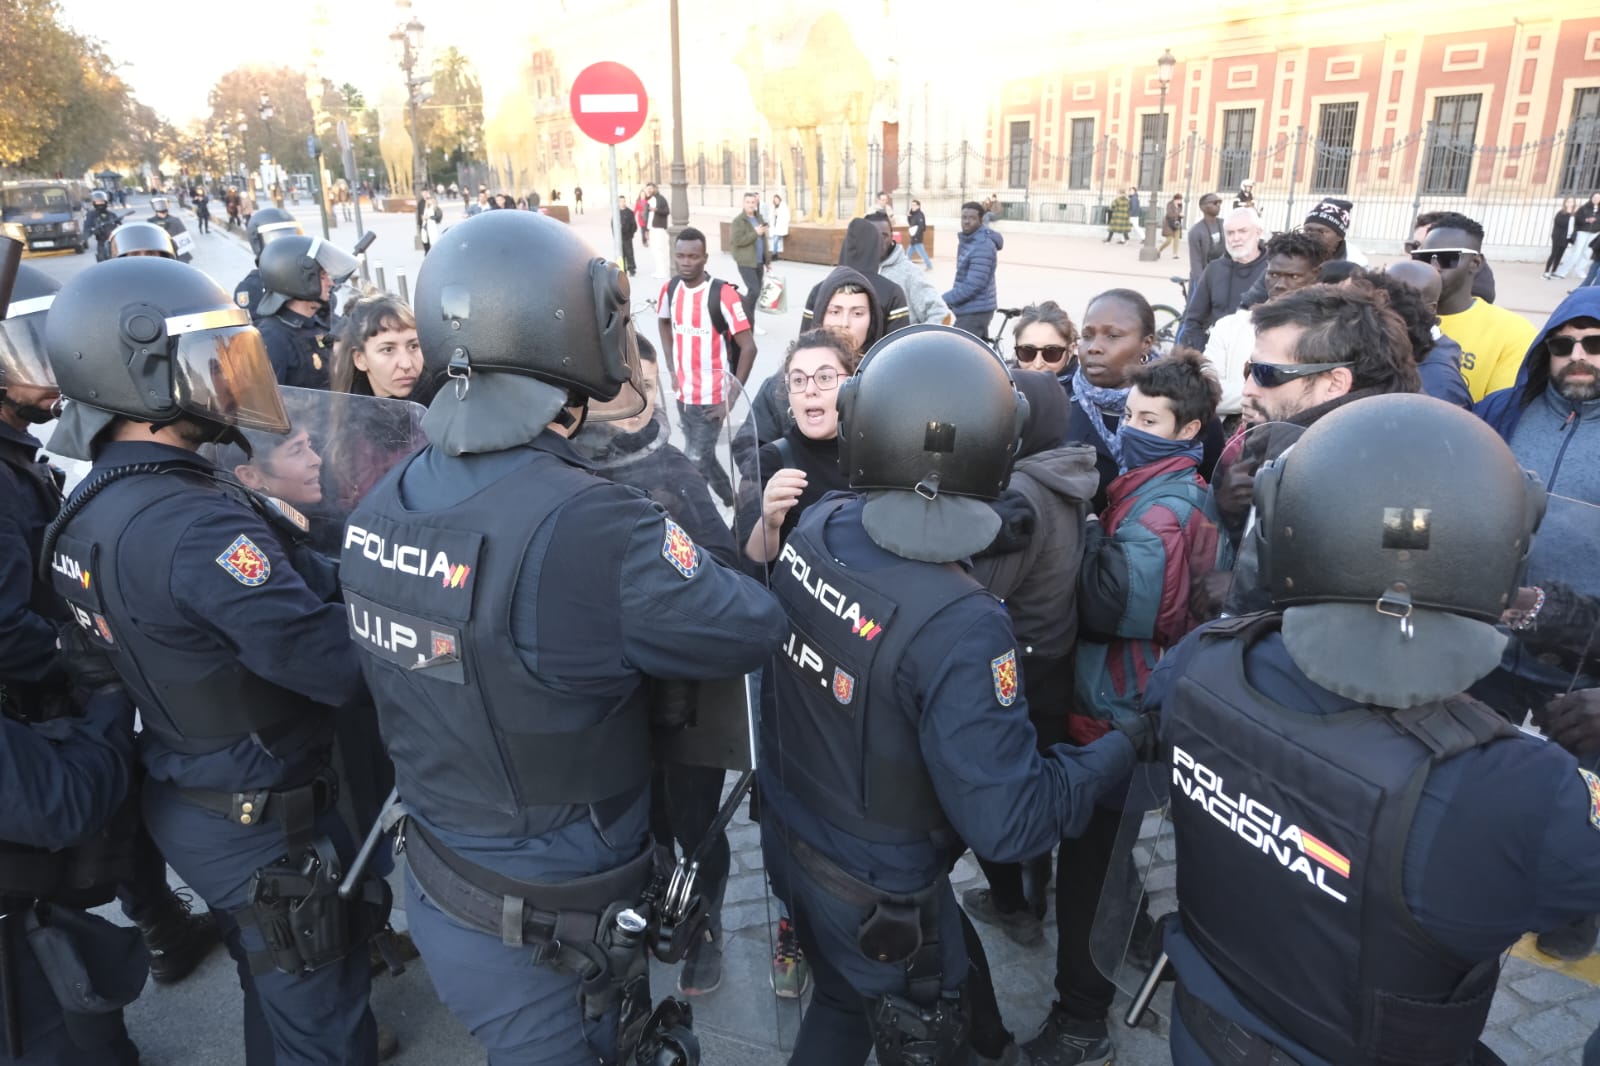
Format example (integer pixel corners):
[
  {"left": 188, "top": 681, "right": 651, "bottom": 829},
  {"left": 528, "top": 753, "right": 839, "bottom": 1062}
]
[
  {"left": 240, "top": 836, "right": 392, "bottom": 977},
  {"left": 866, "top": 990, "right": 971, "bottom": 1066}
]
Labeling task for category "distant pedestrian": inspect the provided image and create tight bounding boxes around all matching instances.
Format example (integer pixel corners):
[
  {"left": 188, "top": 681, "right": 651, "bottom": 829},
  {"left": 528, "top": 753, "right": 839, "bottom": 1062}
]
[
  {"left": 1232, "top": 177, "right": 1255, "bottom": 210},
  {"left": 1105, "top": 190, "right": 1132, "bottom": 243},
  {"left": 1126, "top": 185, "right": 1143, "bottom": 230},
  {"left": 1186, "top": 192, "right": 1225, "bottom": 292},
  {"left": 769, "top": 193, "right": 790, "bottom": 260},
  {"left": 906, "top": 198, "right": 933, "bottom": 269},
  {"left": 1158, "top": 194, "right": 1183, "bottom": 258},
  {"left": 644, "top": 182, "right": 670, "bottom": 277},
  {"left": 192, "top": 186, "right": 211, "bottom": 233},
  {"left": 730, "top": 191, "right": 769, "bottom": 324},
  {"left": 618, "top": 194, "right": 638, "bottom": 275},
  {"left": 574, "top": 186, "right": 583, "bottom": 214}
]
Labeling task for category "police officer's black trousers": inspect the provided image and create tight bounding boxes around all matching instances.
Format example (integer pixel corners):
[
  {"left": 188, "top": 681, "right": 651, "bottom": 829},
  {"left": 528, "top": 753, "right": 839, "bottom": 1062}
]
[
  {"left": 649, "top": 764, "right": 730, "bottom": 933},
  {"left": 1052, "top": 804, "right": 1123, "bottom": 1020}
]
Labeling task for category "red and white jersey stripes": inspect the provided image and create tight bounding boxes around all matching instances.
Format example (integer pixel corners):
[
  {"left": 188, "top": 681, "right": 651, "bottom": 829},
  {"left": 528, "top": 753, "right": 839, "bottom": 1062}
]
[{"left": 657, "top": 277, "right": 749, "bottom": 405}]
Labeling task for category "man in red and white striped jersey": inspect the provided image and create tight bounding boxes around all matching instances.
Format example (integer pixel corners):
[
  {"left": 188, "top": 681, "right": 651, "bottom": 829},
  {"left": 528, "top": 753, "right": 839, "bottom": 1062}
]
[{"left": 656, "top": 226, "right": 757, "bottom": 506}]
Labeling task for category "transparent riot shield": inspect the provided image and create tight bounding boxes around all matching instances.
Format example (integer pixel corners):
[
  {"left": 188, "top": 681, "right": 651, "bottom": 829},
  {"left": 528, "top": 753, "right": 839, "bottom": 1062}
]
[
  {"left": 1088, "top": 765, "right": 1175, "bottom": 1021},
  {"left": 201, "top": 385, "right": 427, "bottom": 554},
  {"left": 1207, "top": 420, "right": 1306, "bottom": 618}
]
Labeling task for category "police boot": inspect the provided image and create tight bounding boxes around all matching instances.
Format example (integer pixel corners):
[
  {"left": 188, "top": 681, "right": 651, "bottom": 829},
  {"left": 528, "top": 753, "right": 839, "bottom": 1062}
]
[
  {"left": 1020, "top": 1005, "right": 1112, "bottom": 1066},
  {"left": 137, "top": 887, "right": 222, "bottom": 984},
  {"left": 1536, "top": 913, "right": 1600, "bottom": 962}
]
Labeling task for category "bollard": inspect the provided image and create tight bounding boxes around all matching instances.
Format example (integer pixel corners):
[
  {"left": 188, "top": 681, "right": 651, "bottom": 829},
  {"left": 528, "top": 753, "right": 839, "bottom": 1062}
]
[
  {"left": 396, "top": 269, "right": 409, "bottom": 305},
  {"left": 374, "top": 263, "right": 386, "bottom": 293}
]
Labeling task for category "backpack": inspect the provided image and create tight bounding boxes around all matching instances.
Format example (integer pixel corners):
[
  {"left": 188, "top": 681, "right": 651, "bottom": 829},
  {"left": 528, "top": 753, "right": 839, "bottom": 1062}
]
[{"left": 665, "top": 276, "right": 738, "bottom": 355}]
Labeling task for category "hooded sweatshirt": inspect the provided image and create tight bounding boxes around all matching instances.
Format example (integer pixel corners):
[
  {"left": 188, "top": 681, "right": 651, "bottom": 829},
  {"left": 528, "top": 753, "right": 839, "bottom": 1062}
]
[
  {"left": 879, "top": 242, "right": 950, "bottom": 326},
  {"left": 799, "top": 265, "right": 887, "bottom": 351},
  {"left": 803, "top": 219, "right": 910, "bottom": 333},
  {"left": 971, "top": 370, "right": 1098, "bottom": 660}
]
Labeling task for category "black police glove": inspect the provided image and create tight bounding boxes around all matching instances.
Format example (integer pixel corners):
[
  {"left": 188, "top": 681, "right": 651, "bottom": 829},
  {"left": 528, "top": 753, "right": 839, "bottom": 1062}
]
[
  {"left": 1113, "top": 710, "right": 1163, "bottom": 762},
  {"left": 1534, "top": 689, "right": 1600, "bottom": 756},
  {"left": 57, "top": 624, "right": 122, "bottom": 695},
  {"left": 978, "top": 490, "right": 1036, "bottom": 556}
]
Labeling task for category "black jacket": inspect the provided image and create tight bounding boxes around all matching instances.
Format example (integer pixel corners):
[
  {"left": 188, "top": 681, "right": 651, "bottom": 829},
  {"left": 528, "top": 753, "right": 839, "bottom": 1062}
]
[{"left": 1179, "top": 249, "right": 1268, "bottom": 349}]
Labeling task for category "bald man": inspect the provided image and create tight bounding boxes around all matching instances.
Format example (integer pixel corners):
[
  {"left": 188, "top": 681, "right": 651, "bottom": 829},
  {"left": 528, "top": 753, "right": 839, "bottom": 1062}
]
[{"left": 1388, "top": 259, "right": 1471, "bottom": 408}]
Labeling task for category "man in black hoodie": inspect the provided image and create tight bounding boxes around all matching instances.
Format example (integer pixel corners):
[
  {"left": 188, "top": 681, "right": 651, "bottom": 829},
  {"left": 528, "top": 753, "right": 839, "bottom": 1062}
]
[{"left": 802, "top": 217, "right": 911, "bottom": 334}]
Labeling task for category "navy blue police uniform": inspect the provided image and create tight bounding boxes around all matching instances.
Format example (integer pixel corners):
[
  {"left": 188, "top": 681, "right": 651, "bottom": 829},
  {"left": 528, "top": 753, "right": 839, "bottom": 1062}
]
[
  {"left": 339, "top": 429, "right": 785, "bottom": 1065},
  {"left": 758, "top": 495, "right": 1137, "bottom": 1064},
  {"left": 257, "top": 308, "right": 334, "bottom": 390},
  {"left": 49, "top": 439, "right": 378, "bottom": 1066},
  {"left": 0, "top": 421, "right": 147, "bottom": 1064},
  {"left": 1150, "top": 615, "right": 1600, "bottom": 1066},
  {"left": 234, "top": 270, "right": 266, "bottom": 322}
]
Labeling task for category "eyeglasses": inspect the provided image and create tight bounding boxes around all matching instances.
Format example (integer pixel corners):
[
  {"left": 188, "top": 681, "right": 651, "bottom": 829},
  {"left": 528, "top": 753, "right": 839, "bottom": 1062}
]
[
  {"left": 1015, "top": 344, "right": 1069, "bottom": 364},
  {"left": 1548, "top": 335, "right": 1600, "bottom": 358},
  {"left": 1408, "top": 248, "right": 1477, "bottom": 270},
  {"left": 786, "top": 367, "right": 841, "bottom": 393},
  {"left": 1243, "top": 360, "right": 1354, "bottom": 388}
]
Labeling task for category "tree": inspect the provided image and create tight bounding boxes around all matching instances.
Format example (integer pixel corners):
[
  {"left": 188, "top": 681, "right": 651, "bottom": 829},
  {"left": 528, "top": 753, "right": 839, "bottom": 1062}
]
[
  {"left": 205, "top": 65, "right": 322, "bottom": 177},
  {"left": 417, "top": 47, "right": 484, "bottom": 185}
]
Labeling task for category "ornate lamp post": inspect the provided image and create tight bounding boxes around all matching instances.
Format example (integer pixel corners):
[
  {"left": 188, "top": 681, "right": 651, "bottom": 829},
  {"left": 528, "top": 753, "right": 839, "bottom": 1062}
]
[
  {"left": 390, "top": 4, "right": 429, "bottom": 195},
  {"left": 667, "top": 0, "right": 689, "bottom": 235},
  {"left": 1138, "top": 49, "right": 1177, "bottom": 263}
]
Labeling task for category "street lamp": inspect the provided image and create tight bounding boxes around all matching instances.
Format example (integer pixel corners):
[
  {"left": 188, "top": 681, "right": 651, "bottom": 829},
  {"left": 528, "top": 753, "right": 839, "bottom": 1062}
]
[
  {"left": 259, "top": 91, "right": 278, "bottom": 203},
  {"left": 390, "top": 5, "right": 428, "bottom": 195},
  {"left": 667, "top": 0, "right": 689, "bottom": 234},
  {"left": 1139, "top": 49, "right": 1177, "bottom": 263}
]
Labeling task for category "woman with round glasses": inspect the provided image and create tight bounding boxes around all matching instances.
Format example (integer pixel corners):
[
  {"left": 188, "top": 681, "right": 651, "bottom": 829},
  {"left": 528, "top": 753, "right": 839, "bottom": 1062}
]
[
  {"left": 744, "top": 329, "right": 861, "bottom": 564},
  {"left": 1011, "top": 300, "right": 1078, "bottom": 381}
]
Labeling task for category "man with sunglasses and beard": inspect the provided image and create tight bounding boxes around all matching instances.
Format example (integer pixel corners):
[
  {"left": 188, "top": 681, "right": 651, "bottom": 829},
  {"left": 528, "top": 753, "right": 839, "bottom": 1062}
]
[{"left": 1420, "top": 212, "right": 1536, "bottom": 402}]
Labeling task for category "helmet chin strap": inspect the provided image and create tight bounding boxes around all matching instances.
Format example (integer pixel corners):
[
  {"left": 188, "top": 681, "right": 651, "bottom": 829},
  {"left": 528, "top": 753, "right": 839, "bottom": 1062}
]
[
  {"left": 551, "top": 391, "right": 590, "bottom": 436},
  {"left": 1, "top": 394, "right": 62, "bottom": 425}
]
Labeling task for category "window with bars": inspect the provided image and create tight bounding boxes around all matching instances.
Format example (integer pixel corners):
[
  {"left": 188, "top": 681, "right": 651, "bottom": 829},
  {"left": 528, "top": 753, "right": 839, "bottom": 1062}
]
[
  {"left": 1139, "top": 113, "right": 1169, "bottom": 190},
  {"left": 749, "top": 139, "right": 761, "bottom": 186},
  {"left": 1311, "top": 102, "right": 1357, "bottom": 194},
  {"left": 1219, "top": 108, "right": 1256, "bottom": 192},
  {"left": 1559, "top": 88, "right": 1600, "bottom": 195},
  {"left": 1068, "top": 118, "right": 1094, "bottom": 189},
  {"left": 1008, "top": 121, "right": 1032, "bottom": 189},
  {"left": 1422, "top": 94, "right": 1481, "bottom": 196},
  {"left": 721, "top": 145, "right": 734, "bottom": 185}
]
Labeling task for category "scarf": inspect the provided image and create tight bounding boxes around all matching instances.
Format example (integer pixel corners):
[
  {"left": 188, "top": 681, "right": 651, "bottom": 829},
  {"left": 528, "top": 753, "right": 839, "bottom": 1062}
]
[{"left": 1070, "top": 366, "right": 1130, "bottom": 464}]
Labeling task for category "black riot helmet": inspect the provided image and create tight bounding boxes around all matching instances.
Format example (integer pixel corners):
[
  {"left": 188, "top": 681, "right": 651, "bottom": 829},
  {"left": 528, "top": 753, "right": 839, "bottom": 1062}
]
[
  {"left": 90, "top": 190, "right": 109, "bottom": 209},
  {"left": 44, "top": 257, "right": 288, "bottom": 437},
  {"left": 1, "top": 265, "right": 63, "bottom": 420},
  {"left": 256, "top": 235, "right": 358, "bottom": 317},
  {"left": 246, "top": 207, "right": 304, "bottom": 259},
  {"left": 837, "top": 324, "right": 1027, "bottom": 501},
  {"left": 108, "top": 221, "right": 177, "bottom": 259},
  {"left": 1255, "top": 393, "right": 1546, "bottom": 707},
  {"left": 414, "top": 209, "right": 643, "bottom": 418}
]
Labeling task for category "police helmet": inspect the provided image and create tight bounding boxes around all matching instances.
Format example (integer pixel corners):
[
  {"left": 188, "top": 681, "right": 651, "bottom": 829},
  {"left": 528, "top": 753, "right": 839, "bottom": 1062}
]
[
  {"left": 44, "top": 257, "right": 288, "bottom": 436},
  {"left": 246, "top": 207, "right": 303, "bottom": 259},
  {"left": 108, "top": 221, "right": 177, "bottom": 259},
  {"left": 256, "top": 235, "right": 358, "bottom": 317},
  {"left": 1, "top": 265, "right": 62, "bottom": 402},
  {"left": 1255, "top": 394, "right": 1546, "bottom": 707},
  {"left": 837, "top": 324, "right": 1027, "bottom": 502},
  {"left": 90, "top": 190, "right": 109, "bottom": 208},
  {"left": 151, "top": 196, "right": 170, "bottom": 214},
  {"left": 413, "top": 210, "right": 643, "bottom": 417}
]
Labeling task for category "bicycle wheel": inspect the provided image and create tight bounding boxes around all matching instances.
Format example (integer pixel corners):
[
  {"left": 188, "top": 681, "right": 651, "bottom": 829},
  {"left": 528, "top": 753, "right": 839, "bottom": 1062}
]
[{"left": 1151, "top": 304, "right": 1182, "bottom": 352}]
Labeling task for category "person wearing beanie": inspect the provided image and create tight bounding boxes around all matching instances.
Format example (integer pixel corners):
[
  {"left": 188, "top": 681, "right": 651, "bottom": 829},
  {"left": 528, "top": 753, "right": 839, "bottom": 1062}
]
[{"left": 1302, "top": 197, "right": 1367, "bottom": 266}]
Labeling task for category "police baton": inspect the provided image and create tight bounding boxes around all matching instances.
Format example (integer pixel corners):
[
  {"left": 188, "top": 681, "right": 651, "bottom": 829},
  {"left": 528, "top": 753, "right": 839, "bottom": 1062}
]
[
  {"left": 1124, "top": 950, "right": 1169, "bottom": 1028},
  {"left": 661, "top": 770, "right": 753, "bottom": 925},
  {"left": 340, "top": 786, "right": 402, "bottom": 901},
  {"left": 0, "top": 911, "right": 21, "bottom": 1058},
  {"left": 0, "top": 235, "right": 23, "bottom": 316}
]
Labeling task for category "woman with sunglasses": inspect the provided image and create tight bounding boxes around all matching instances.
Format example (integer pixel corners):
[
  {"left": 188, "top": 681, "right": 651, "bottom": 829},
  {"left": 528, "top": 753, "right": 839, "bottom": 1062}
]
[{"left": 1011, "top": 300, "right": 1078, "bottom": 382}]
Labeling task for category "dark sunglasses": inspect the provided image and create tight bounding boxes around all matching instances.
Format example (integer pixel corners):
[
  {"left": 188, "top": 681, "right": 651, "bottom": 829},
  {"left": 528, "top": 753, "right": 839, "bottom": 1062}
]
[
  {"left": 1408, "top": 247, "right": 1477, "bottom": 270},
  {"left": 1015, "top": 343, "right": 1070, "bottom": 363},
  {"left": 1548, "top": 335, "right": 1600, "bottom": 358},
  {"left": 1244, "top": 360, "right": 1353, "bottom": 388}
]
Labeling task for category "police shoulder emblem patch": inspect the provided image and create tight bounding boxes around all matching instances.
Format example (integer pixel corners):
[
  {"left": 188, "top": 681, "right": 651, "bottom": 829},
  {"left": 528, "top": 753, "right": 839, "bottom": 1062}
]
[
  {"left": 1581, "top": 769, "right": 1600, "bottom": 832},
  {"left": 661, "top": 518, "right": 700, "bottom": 579},
  {"left": 991, "top": 649, "right": 1018, "bottom": 707},
  {"left": 216, "top": 534, "right": 271, "bottom": 586},
  {"left": 235, "top": 290, "right": 250, "bottom": 308},
  {"left": 832, "top": 667, "right": 855, "bottom": 705}
]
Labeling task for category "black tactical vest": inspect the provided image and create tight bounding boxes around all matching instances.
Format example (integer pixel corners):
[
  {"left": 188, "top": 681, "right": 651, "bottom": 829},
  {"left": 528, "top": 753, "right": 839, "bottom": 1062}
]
[
  {"left": 1167, "top": 613, "right": 1518, "bottom": 1066},
  {"left": 48, "top": 468, "right": 324, "bottom": 754},
  {"left": 766, "top": 498, "right": 988, "bottom": 846},
  {"left": 339, "top": 446, "right": 652, "bottom": 839},
  {"left": 0, "top": 445, "right": 69, "bottom": 721}
]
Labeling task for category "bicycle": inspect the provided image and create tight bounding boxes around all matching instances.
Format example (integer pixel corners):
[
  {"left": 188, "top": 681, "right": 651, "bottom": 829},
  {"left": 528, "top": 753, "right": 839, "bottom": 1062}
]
[
  {"left": 985, "top": 307, "right": 1024, "bottom": 356},
  {"left": 1151, "top": 276, "right": 1186, "bottom": 352}
]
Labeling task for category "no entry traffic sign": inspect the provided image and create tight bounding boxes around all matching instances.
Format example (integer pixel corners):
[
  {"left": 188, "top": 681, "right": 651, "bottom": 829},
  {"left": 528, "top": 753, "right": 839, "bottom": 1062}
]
[{"left": 569, "top": 62, "right": 649, "bottom": 145}]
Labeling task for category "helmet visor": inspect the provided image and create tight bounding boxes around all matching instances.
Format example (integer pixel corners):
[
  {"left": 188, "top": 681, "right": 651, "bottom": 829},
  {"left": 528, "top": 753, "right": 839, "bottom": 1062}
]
[
  {"left": 0, "top": 300, "right": 55, "bottom": 389},
  {"left": 583, "top": 323, "right": 646, "bottom": 422},
  {"left": 582, "top": 262, "right": 646, "bottom": 422},
  {"left": 258, "top": 220, "right": 303, "bottom": 247},
  {"left": 310, "top": 239, "right": 360, "bottom": 284},
  {"left": 168, "top": 310, "right": 289, "bottom": 433}
]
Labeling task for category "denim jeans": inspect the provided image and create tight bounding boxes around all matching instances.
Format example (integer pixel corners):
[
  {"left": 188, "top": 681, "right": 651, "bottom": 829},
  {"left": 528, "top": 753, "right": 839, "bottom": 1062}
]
[
  {"left": 676, "top": 401, "right": 734, "bottom": 504},
  {"left": 908, "top": 241, "right": 933, "bottom": 268}
]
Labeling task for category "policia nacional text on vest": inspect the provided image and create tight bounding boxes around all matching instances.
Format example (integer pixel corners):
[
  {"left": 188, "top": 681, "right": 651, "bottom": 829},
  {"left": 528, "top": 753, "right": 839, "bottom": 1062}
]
[{"left": 1166, "top": 613, "right": 1519, "bottom": 1066}]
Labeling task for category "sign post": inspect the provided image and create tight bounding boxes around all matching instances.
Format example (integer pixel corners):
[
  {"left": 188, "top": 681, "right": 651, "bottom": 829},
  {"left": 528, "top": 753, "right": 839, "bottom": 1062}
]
[{"left": 569, "top": 61, "right": 649, "bottom": 271}]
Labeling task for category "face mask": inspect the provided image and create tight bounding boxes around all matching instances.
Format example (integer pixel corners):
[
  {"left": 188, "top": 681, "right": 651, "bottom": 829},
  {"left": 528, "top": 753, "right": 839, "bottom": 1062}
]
[{"left": 1117, "top": 423, "right": 1203, "bottom": 474}]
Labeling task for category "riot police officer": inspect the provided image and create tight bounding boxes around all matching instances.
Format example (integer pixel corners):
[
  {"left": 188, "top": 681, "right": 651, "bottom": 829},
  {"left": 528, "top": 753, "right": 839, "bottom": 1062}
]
[
  {"left": 757, "top": 325, "right": 1149, "bottom": 1066},
  {"left": 1151, "top": 394, "right": 1600, "bottom": 1065},
  {"left": 339, "top": 209, "right": 785, "bottom": 1065},
  {"left": 2, "top": 263, "right": 221, "bottom": 991},
  {"left": 255, "top": 235, "right": 356, "bottom": 390},
  {"left": 145, "top": 196, "right": 192, "bottom": 263},
  {"left": 234, "top": 207, "right": 305, "bottom": 321},
  {"left": 42, "top": 257, "right": 388, "bottom": 1066},
  {"left": 106, "top": 220, "right": 176, "bottom": 259},
  {"left": 88, "top": 190, "right": 118, "bottom": 261}
]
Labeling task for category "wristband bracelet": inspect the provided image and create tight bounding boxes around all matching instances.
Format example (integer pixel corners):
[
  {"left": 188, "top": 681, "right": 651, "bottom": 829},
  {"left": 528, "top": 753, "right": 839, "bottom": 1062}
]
[{"left": 1510, "top": 586, "right": 1545, "bottom": 631}]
